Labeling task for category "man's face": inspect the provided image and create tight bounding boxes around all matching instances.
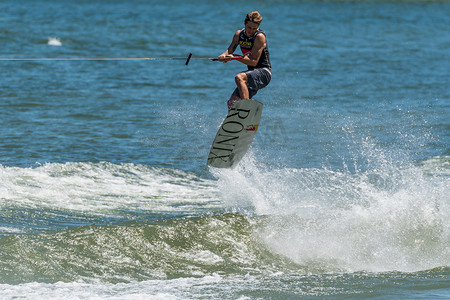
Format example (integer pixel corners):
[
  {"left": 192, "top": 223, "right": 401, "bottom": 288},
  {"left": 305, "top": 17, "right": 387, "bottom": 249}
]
[{"left": 245, "top": 21, "right": 259, "bottom": 36}]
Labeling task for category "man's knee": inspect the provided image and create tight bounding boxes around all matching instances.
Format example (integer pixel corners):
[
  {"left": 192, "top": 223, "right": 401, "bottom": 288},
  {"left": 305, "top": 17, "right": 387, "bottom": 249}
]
[{"left": 235, "top": 73, "right": 247, "bottom": 85}]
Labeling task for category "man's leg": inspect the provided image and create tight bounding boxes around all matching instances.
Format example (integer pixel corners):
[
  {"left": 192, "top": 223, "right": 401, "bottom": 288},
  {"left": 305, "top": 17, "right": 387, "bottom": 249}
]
[
  {"left": 235, "top": 72, "right": 249, "bottom": 99},
  {"left": 227, "top": 72, "right": 249, "bottom": 110}
]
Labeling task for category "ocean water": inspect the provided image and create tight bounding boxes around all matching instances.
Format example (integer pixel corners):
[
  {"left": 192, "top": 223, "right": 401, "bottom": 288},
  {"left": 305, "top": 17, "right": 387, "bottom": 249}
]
[{"left": 1, "top": 0, "right": 449, "bottom": 299}]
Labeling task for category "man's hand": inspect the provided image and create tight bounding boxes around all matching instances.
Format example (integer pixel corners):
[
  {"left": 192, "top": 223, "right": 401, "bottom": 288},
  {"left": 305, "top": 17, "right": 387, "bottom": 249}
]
[{"left": 218, "top": 54, "right": 235, "bottom": 63}]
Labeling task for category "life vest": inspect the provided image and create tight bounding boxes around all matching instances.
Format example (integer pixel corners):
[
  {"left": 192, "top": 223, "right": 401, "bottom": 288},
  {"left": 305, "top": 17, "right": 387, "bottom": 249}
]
[{"left": 238, "top": 28, "right": 271, "bottom": 71}]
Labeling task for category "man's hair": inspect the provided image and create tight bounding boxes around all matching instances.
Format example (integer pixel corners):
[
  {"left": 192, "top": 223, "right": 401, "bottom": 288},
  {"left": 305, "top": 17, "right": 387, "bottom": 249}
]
[{"left": 245, "top": 11, "right": 263, "bottom": 25}]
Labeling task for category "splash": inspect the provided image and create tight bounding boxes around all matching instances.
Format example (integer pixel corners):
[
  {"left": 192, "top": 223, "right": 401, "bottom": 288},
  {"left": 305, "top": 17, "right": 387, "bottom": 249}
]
[{"left": 212, "top": 146, "right": 449, "bottom": 273}]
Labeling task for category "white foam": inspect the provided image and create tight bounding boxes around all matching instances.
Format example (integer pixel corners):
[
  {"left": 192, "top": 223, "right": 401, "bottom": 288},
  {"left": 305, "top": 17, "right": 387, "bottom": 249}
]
[
  {"left": 0, "top": 274, "right": 237, "bottom": 300},
  {"left": 0, "top": 162, "right": 220, "bottom": 215},
  {"left": 0, "top": 226, "right": 24, "bottom": 234}
]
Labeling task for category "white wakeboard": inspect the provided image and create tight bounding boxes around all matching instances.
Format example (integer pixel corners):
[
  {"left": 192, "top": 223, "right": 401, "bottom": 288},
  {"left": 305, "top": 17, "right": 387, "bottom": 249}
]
[{"left": 207, "top": 99, "right": 263, "bottom": 168}]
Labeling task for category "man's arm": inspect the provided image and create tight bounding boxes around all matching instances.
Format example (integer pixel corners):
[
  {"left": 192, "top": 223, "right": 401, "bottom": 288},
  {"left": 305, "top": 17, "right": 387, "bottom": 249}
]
[{"left": 218, "top": 31, "right": 240, "bottom": 62}]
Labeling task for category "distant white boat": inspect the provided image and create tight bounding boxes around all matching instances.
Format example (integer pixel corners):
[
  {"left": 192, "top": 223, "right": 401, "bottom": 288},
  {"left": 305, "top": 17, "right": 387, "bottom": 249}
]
[{"left": 48, "top": 37, "right": 62, "bottom": 46}]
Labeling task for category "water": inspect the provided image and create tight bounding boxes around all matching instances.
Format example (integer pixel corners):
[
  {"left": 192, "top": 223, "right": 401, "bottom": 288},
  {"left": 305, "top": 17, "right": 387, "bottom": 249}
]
[{"left": 1, "top": 0, "right": 449, "bottom": 299}]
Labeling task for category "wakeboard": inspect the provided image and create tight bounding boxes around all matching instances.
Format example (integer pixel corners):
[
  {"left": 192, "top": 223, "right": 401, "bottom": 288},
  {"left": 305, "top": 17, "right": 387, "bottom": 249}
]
[{"left": 207, "top": 99, "right": 263, "bottom": 168}]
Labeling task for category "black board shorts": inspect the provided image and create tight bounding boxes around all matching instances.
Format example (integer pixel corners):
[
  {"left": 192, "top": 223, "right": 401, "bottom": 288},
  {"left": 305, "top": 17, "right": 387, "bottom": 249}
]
[{"left": 232, "top": 67, "right": 271, "bottom": 99}]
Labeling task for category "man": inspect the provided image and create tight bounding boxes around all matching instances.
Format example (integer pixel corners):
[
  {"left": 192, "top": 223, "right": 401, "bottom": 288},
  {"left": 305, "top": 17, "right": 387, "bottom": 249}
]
[{"left": 218, "top": 11, "right": 271, "bottom": 110}]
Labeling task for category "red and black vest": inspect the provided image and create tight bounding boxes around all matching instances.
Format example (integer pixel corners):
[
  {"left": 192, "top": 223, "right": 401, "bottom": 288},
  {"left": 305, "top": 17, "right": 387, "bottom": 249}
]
[{"left": 238, "top": 28, "right": 271, "bottom": 71}]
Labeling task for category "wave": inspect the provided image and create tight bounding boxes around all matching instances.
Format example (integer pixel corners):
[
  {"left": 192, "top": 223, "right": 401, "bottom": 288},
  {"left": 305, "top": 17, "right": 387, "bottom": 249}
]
[
  {"left": 0, "top": 209, "right": 448, "bottom": 285},
  {"left": 0, "top": 155, "right": 448, "bottom": 283},
  {"left": 0, "top": 213, "right": 292, "bottom": 284}
]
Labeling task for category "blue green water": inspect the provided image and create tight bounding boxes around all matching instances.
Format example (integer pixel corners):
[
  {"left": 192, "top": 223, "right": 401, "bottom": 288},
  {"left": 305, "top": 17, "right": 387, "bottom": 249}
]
[{"left": 1, "top": 0, "right": 449, "bottom": 299}]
